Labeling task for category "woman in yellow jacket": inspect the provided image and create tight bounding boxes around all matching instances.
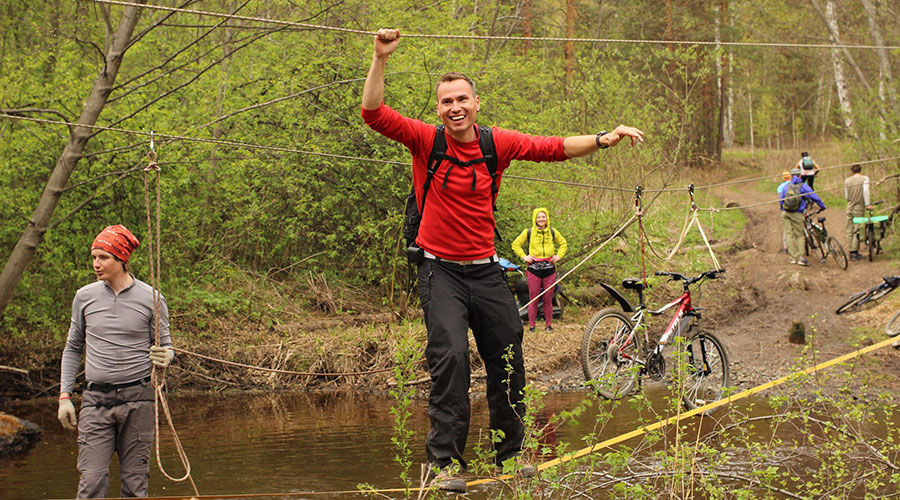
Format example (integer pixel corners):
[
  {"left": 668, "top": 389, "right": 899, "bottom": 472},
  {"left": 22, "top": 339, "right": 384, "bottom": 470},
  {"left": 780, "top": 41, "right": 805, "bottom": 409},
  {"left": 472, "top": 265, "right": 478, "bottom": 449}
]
[{"left": 511, "top": 207, "right": 568, "bottom": 332}]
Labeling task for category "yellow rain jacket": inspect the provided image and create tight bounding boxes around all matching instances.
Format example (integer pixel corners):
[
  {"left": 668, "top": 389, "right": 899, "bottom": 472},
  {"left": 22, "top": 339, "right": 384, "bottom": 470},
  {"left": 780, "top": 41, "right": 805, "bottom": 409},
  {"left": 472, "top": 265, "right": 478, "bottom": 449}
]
[{"left": 511, "top": 207, "right": 568, "bottom": 260}]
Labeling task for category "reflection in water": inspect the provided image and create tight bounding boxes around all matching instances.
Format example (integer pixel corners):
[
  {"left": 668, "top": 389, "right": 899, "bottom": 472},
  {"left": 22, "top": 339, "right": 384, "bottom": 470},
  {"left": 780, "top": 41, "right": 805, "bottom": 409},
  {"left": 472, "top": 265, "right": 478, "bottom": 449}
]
[
  {"left": 5, "top": 387, "right": 892, "bottom": 499},
  {"left": 4, "top": 390, "right": 606, "bottom": 499}
]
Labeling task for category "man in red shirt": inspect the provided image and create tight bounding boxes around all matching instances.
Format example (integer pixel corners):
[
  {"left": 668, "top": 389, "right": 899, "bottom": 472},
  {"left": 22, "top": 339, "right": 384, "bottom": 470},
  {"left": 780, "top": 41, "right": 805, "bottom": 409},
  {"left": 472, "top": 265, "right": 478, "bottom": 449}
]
[{"left": 362, "top": 28, "right": 643, "bottom": 492}]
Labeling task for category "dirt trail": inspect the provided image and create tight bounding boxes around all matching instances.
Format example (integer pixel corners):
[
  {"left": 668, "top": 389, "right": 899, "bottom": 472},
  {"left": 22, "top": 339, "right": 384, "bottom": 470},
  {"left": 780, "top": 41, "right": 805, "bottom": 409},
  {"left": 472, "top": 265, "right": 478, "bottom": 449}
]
[{"left": 525, "top": 177, "right": 900, "bottom": 395}]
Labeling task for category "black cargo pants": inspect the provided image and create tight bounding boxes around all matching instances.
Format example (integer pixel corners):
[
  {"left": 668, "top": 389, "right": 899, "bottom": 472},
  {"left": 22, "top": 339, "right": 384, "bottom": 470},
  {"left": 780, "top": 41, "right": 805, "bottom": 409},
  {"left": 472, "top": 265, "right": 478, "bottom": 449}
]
[{"left": 417, "top": 258, "right": 526, "bottom": 469}]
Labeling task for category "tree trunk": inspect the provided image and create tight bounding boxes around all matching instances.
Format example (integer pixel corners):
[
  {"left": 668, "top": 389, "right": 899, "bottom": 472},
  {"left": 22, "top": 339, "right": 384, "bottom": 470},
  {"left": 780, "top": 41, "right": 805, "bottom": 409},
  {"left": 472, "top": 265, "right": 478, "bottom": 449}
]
[
  {"left": 522, "top": 0, "right": 532, "bottom": 55},
  {"left": 748, "top": 90, "right": 754, "bottom": 153},
  {"left": 809, "top": 0, "right": 872, "bottom": 94},
  {"left": 861, "top": 0, "right": 896, "bottom": 139},
  {"left": 821, "top": 0, "right": 857, "bottom": 138},
  {"left": 0, "top": 3, "right": 145, "bottom": 315},
  {"left": 715, "top": 0, "right": 727, "bottom": 163},
  {"left": 724, "top": 48, "right": 734, "bottom": 148},
  {"left": 565, "top": 0, "right": 575, "bottom": 94}
]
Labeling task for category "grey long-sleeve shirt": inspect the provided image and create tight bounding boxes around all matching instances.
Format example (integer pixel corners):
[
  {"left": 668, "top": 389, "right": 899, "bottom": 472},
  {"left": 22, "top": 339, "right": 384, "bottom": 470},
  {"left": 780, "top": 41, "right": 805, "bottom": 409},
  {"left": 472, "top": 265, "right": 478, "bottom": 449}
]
[{"left": 60, "top": 277, "right": 172, "bottom": 394}]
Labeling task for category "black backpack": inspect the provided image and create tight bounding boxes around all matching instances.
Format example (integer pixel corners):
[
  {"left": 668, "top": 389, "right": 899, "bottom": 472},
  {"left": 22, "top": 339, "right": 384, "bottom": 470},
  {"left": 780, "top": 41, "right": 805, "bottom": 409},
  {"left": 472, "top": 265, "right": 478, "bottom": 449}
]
[
  {"left": 403, "top": 125, "right": 499, "bottom": 250},
  {"left": 783, "top": 182, "right": 803, "bottom": 212}
]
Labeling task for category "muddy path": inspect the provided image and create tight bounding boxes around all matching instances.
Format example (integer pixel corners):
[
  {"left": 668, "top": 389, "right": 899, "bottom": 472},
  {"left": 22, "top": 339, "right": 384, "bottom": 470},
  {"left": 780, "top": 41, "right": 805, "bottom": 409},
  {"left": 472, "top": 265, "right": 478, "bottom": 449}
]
[{"left": 526, "top": 177, "right": 900, "bottom": 396}]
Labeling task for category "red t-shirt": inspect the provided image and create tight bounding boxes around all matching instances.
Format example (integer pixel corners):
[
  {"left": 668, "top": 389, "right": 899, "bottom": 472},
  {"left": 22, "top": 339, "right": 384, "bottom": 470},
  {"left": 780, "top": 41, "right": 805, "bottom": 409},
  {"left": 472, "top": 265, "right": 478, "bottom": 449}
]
[{"left": 362, "top": 103, "right": 568, "bottom": 260}]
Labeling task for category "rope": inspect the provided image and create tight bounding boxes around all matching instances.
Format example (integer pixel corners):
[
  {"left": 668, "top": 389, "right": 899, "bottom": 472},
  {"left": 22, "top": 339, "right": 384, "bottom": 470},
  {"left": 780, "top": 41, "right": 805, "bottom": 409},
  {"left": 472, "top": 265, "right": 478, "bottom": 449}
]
[
  {"left": 0, "top": 114, "right": 407, "bottom": 166},
  {"left": 172, "top": 346, "right": 425, "bottom": 377},
  {"left": 83, "top": 0, "right": 900, "bottom": 51},
  {"left": 142, "top": 141, "right": 199, "bottom": 494},
  {"left": 2, "top": 113, "right": 898, "bottom": 197}
]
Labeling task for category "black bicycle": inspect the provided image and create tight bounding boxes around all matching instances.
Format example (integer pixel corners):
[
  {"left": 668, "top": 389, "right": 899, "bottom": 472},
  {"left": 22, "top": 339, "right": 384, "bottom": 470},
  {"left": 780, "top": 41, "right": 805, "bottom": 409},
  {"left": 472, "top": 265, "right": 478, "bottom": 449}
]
[
  {"left": 835, "top": 275, "right": 900, "bottom": 314},
  {"left": 802, "top": 208, "right": 848, "bottom": 270},
  {"left": 853, "top": 201, "right": 888, "bottom": 262}
]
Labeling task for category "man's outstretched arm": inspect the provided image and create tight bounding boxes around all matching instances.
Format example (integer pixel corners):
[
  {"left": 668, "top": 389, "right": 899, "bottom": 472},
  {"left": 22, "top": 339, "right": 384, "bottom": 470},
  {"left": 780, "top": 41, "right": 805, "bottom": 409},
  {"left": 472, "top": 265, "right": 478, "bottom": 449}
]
[
  {"left": 563, "top": 125, "right": 645, "bottom": 158},
  {"left": 362, "top": 29, "right": 401, "bottom": 110}
]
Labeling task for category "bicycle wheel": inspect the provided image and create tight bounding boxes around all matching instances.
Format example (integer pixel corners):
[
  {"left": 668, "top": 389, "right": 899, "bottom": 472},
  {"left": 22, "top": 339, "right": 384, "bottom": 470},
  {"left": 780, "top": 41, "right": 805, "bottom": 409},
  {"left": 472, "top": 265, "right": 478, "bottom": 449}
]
[
  {"left": 803, "top": 227, "right": 811, "bottom": 257},
  {"left": 581, "top": 307, "right": 641, "bottom": 400},
  {"left": 813, "top": 232, "right": 827, "bottom": 262},
  {"left": 679, "top": 332, "right": 730, "bottom": 413},
  {"left": 867, "top": 225, "right": 876, "bottom": 261},
  {"left": 836, "top": 290, "right": 870, "bottom": 314},
  {"left": 826, "top": 237, "right": 848, "bottom": 270},
  {"left": 885, "top": 309, "right": 900, "bottom": 337}
]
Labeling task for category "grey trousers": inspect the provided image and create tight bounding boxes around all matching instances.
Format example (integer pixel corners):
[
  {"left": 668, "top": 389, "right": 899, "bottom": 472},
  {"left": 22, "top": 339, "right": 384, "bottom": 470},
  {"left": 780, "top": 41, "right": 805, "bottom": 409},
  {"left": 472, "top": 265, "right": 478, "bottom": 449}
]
[{"left": 77, "top": 380, "right": 155, "bottom": 498}]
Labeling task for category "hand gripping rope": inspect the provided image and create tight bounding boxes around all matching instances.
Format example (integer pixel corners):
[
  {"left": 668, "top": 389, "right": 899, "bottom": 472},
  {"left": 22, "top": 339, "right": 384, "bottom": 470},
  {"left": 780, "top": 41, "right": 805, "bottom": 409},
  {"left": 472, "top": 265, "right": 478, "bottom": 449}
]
[{"left": 143, "top": 135, "right": 199, "bottom": 496}]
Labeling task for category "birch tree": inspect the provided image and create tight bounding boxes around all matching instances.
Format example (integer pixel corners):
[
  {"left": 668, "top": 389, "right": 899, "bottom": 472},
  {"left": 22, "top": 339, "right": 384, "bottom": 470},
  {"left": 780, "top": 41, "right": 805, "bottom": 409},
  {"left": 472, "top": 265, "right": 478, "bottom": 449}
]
[
  {"left": 0, "top": 3, "right": 146, "bottom": 315},
  {"left": 819, "top": 0, "right": 857, "bottom": 139}
]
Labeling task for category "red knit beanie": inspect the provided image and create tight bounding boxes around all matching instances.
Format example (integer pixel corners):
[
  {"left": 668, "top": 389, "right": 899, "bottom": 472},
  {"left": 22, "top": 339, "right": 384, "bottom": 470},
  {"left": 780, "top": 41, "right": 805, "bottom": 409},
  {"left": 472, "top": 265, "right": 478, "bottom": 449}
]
[{"left": 91, "top": 225, "right": 140, "bottom": 263}]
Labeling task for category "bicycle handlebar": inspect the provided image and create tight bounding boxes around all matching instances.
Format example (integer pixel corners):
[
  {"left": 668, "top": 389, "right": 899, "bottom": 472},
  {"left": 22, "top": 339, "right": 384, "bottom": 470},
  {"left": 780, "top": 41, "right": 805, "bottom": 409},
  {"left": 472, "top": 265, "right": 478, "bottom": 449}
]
[
  {"left": 654, "top": 268, "right": 725, "bottom": 285},
  {"left": 804, "top": 207, "right": 824, "bottom": 217}
]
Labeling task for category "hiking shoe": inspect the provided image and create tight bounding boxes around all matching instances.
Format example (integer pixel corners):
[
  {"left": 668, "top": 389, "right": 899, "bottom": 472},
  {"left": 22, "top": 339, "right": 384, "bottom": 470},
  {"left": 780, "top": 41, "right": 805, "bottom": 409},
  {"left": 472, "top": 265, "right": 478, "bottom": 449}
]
[
  {"left": 789, "top": 258, "right": 797, "bottom": 265},
  {"left": 528, "top": 326, "right": 535, "bottom": 333},
  {"left": 544, "top": 326, "right": 553, "bottom": 333},
  {"left": 428, "top": 466, "right": 466, "bottom": 493},
  {"left": 849, "top": 252, "right": 863, "bottom": 261},
  {"left": 797, "top": 258, "right": 809, "bottom": 266}
]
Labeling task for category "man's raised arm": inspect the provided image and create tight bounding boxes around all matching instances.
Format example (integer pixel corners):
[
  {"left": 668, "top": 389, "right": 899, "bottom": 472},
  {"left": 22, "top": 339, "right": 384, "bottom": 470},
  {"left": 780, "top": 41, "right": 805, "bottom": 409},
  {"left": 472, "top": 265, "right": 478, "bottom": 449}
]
[
  {"left": 362, "top": 29, "right": 401, "bottom": 110},
  {"left": 562, "top": 125, "right": 645, "bottom": 158}
]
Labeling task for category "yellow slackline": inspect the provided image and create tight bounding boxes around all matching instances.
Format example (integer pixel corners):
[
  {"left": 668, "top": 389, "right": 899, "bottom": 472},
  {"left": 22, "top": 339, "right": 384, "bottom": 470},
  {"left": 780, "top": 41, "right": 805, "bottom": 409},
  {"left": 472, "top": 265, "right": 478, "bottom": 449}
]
[
  {"left": 467, "top": 333, "right": 900, "bottom": 487},
  {"left": 72, "top": 334, "right": 898, "bottom": 499}
]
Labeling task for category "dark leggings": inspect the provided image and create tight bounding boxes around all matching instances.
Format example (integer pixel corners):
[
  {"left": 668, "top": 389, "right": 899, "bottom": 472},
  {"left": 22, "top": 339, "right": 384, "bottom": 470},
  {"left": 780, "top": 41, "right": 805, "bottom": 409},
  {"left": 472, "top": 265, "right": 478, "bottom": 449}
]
[{"left": 801, "top": 174, "right": 815, "bottom": 190}]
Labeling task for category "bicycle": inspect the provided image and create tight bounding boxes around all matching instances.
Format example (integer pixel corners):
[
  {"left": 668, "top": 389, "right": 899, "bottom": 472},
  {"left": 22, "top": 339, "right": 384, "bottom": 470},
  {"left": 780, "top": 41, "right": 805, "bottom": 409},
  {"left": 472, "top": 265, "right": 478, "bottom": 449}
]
[
  {"left": 852, "top": 201, "right": 888, "bottom": 261},
  {"left": 835, "top": 275, "right": 900, "bottom": 314},
  {"left": 581, "top": 268, "right": 730, "bottom": 413},
  {"left": 884, "top": 309, "right": 900, "bottom": 349},
  {"left": 802, "top": 207, "right": 848, "bottom": 270}
]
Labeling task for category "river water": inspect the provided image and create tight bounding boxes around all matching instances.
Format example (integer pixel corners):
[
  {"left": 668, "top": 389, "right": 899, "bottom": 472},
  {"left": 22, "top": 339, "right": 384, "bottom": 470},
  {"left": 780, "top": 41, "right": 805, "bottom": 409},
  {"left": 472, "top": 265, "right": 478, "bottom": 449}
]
[
  {"left": 2, "top": 386, "right": 896, "bottom": 499},
  {"left": 1, "top": 388, "right": 663, "bottom": 499}
]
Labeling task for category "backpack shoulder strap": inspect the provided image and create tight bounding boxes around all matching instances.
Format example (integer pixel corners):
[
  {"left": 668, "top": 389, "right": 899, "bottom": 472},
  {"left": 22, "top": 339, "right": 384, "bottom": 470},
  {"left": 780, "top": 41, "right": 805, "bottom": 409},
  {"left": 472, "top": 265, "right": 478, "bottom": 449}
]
[
  {"left": 478, "top": 125, "right": 499, "bottom": 211},
  {"left": 419, "top": 126, "right": 447, "bottom": 215},
  {"left": 526, "top": 227, "right": 532, "bottom": 249}
]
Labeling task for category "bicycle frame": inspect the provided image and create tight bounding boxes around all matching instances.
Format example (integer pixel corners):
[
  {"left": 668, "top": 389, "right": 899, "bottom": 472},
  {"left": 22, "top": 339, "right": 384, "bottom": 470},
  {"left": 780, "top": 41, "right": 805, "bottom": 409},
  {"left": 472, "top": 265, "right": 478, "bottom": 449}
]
[{"left": 619, "top": 290, "right": 694, "bottom": 365}]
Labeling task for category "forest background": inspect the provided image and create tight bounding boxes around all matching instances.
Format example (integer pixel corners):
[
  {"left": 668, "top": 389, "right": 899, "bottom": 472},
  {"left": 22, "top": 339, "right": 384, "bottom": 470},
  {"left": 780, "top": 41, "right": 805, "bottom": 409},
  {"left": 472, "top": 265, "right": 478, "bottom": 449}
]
[{"left": 0, "top": 0, "right": 897, "bottom": 393}]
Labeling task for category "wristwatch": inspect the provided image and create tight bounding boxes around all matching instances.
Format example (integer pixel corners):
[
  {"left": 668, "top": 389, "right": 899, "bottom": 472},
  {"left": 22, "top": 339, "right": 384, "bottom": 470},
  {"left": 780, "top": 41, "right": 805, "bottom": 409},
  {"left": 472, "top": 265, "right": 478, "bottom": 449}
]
[{"left": 595, "top": 130, "right": 609, "bottom": 149}]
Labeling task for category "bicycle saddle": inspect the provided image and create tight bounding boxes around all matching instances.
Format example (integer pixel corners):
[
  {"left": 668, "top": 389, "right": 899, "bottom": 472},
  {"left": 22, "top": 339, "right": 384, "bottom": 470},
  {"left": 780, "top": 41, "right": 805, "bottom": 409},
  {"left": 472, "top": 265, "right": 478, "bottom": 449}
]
[
  {"left": 621, "top": 278, "right": 648, "bottom": 292},
  {"left": 884, "top": 276, "right": 900, "bottom": 288},
  {"left": 817, "top": 216, "right": 826, "bottom": 223}
]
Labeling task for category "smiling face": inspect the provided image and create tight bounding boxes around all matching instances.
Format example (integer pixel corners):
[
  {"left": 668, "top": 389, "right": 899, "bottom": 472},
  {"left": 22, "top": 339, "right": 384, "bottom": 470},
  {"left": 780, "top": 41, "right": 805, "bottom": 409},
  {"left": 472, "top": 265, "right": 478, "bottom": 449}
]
[
  {"left": 536, "top": 211, "right": 548, "bottom": 229},
  {"left": 436, "top": 78, "right": 480, "bottom": 142},
  {"left": 91, "top": 248, "right": 127, "bottom": 283}
]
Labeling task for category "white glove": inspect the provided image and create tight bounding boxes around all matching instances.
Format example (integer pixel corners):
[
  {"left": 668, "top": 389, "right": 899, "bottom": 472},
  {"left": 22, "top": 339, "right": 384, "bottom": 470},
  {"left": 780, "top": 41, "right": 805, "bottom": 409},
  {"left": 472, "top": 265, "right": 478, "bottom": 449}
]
[
  {"left": 149, "top": 346, "right": 174, "bottom": 369},
  {"left": 58, "top": 398, "right": 77, "bottom": 430}
]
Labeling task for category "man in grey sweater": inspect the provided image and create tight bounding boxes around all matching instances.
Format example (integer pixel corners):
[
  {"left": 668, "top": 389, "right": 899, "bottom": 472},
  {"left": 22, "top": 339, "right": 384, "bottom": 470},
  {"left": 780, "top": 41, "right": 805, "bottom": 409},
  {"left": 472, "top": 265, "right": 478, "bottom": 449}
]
[{"left": 57, "top": 224, "right": 174, "bottom": 498}]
